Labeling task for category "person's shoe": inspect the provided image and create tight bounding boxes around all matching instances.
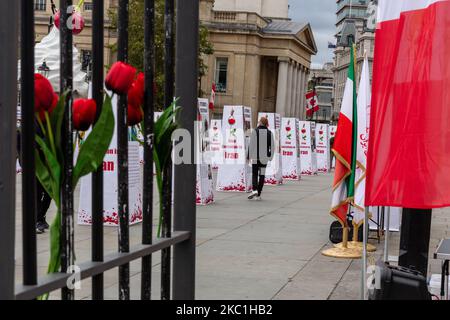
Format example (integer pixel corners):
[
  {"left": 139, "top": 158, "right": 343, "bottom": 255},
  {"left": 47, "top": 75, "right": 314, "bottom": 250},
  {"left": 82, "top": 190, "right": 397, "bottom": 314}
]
[
  {"left": 36, "top": 222, "right": 45, "bottom": 234},
  {"left": 41, "top": 221, "right": 49, "bottom": 230},
  {"left": 248, "top": 191, "right": 258, "bottom": 200},
  {"left": 255, "top": 195, "right": 262, "bottom": 201}
]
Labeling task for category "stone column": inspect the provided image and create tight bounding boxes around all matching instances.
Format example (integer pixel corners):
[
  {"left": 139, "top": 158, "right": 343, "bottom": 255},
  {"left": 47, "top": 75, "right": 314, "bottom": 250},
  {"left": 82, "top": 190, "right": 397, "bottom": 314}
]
[
  {"left": 296, "top": 66, "right": 303, "bottom": 118},
  {"left": 290, "top": 63, "right": 298, "bottom": 117},
  {"left": 300, "top": 67, "right": 308, "bottom": 120},
  {"left": 275, "top": 57, "right": 289, "bottom": 116},
  {"left": 285, "top": 60, "right": 293, "bottom": 117}
]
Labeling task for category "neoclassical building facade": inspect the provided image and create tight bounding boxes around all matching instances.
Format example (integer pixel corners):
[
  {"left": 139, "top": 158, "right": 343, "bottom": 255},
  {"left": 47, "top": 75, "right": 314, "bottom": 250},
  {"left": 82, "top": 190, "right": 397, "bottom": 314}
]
[{"left": 200, "top": 0, "right": 317, "bottom": 123}]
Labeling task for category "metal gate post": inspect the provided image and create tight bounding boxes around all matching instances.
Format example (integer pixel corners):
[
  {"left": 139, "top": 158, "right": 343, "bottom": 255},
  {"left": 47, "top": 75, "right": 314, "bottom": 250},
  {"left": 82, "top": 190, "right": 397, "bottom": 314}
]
[
  {"left": 0, "top": 0, "right": 19, "bottom": 300},
  {"left": 173, "top": 0, "right": 199, "bottom": 300}
]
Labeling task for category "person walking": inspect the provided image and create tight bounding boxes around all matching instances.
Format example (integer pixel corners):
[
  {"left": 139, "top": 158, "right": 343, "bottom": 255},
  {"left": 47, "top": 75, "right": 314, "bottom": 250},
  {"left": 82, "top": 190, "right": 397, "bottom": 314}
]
[
  {"left": 17, "top": 127, "right": 52, "bottom": 234},
  {"left": 248, "top": 117, "right": 274, "bottom": 200}
]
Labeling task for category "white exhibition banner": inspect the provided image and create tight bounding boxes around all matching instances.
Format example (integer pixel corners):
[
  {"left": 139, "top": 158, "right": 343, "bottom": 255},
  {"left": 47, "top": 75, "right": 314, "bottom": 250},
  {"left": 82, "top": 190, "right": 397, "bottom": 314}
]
[
  {"left": 281, "top": 118, "right": 301, "bottom": 180},
  {"left": 315, "top": 123, "right": 330, "bottom": 173},
  {"left": 196, "top": 98, "right": 214, "bottom": 205},
  {"left": 209, "top": 119, "right": 223, "bottom": 169},
  {"left": 138, "top": 111, "right": 163, "bottom": 164},
  {"left": 216, "top": 106, "right": 252, "bottom": 192},
  {"left": 329, "top": 125, "right": 337, "bottom": 168},
  {"left": 258, "top": 112, "right": 283, "bottom": 185},
  {"left": 299, "top": 121, "right": 316, "bottom": 175},
  {"left": 78, "top": 95, "right": 143, "bottom": 226}
]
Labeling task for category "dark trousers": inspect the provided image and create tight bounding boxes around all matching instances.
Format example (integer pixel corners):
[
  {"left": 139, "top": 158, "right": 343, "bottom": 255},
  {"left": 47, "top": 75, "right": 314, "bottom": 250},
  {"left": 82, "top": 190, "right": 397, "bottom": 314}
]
[
  {"left": 36, "top": 180, "right": 52, "bottom": 223},
  {"left": 252, "top": 164, "right": 266, "bottom": 196}
]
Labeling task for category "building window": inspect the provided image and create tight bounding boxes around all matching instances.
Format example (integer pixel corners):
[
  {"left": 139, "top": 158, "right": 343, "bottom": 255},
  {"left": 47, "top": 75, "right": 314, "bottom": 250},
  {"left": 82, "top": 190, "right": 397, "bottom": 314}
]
[
  {"left": 81, "top": 50, "right": 92, "bottom": 72},
  {"left": 34, "top": 0, "right": 47, "bottom": 11},
  {"left": 214, "top": 57, "right": 228, "bottom": 93},
  {"left": 84, "top": 2, "right": 93, "bottom": 11}
]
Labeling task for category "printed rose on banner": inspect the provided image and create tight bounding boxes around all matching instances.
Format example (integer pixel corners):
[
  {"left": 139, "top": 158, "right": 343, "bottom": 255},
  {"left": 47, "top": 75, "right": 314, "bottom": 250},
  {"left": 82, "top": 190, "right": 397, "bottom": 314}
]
[
  {"left": 301, "top": 124, "right": 307, "bottom": 141},
  {"left": 286, "top": 120, "right": 292, "bottom": 140},
  {"left": 319, "top": 126, "right": 325, "bottom": 142},
  {"left": 228, "top": 109, "right": 236, "bottom": 125}
]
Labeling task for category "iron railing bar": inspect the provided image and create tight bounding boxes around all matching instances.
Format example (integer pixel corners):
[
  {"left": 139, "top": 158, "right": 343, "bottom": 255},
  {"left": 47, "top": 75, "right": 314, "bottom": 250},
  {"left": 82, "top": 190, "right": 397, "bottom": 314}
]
[
  {"left": 0, "top": 0, "right": 19, "bottom": 301},
  {"left": 173, "top": 0, "right": 199, "bottom": 300},
  {"left": 161, "top": 0, "right": 175, "bottom": 301},
  {"left": 117, "top": 0, "right": 130, "bottom": 301},
  {"left": 91, "top": 0, "right": 105, "bottom": 300},
  {"left": 15, "top": 231, "right": 191, "bottom": 300},
  {"left": 141, "top": 0, "right": 155, "bottom": 301},
  {"left": 60, "top": 0, "right": 75, "bottom": 301},
  {"left": 20, "top": 0, "right": 38, "bottom": 288}
]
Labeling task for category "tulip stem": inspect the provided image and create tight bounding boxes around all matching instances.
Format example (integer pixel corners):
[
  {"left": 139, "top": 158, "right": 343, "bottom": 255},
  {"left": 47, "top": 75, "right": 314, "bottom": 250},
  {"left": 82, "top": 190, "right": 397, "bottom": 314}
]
[
  {"left": 75, "top": 0, "right": 85, "bottom": 11},
  {"left": 36, "top": 114, "right": 47, "bottom": 137},
  {"left": 45, "top": 111, "right": 57, "bottom": 156}
]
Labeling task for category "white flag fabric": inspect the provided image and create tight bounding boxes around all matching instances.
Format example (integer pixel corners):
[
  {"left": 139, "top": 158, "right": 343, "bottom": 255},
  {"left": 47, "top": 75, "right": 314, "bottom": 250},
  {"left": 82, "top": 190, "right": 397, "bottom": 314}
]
[{"left": 353, "top": 56, "right": 371, "bottom": 223}]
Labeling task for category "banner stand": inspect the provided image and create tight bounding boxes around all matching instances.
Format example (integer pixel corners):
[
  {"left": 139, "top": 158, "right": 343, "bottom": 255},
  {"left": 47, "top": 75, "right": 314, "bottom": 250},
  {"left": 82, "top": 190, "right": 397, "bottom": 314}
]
[
  {"left": 216, "top": 106, "right": 252, "bottom": 192},
  {"left": 196, "top": 98, "right": 214, "bottom": 205}
]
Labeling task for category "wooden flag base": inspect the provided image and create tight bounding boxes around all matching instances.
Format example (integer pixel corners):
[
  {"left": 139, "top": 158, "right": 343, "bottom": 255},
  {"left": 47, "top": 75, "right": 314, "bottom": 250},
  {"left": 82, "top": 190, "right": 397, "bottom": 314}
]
[
  {"left": 322, "top": 226, "right": 362, "bottom": 259},
  {"left": 333, "top": 223, "right": 376, "bottom": 252},
  {"left": 334, "top": 241, "right": 377, "bottom": 252}
]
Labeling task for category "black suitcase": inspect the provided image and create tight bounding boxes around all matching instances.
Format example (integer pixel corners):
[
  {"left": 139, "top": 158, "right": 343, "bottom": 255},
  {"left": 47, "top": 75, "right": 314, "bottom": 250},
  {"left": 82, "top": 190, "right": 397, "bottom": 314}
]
[{"left": 369, "top": 261, "right": 431, "bottom": 300}]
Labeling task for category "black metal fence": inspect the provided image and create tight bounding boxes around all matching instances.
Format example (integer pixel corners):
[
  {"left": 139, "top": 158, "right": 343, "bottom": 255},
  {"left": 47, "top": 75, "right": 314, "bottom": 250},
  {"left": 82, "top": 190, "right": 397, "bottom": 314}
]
[{"left": 0, "top": 0, "right": 198, "bottom": 300}]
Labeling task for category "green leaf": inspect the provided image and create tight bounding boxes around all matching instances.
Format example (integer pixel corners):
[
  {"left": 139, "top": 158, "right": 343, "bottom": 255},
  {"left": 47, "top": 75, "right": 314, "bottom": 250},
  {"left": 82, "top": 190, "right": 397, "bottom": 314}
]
[
  {"left": 34, "top": 150, "right": 56, "bottom": 202},
  {"left": 35, "top": 136, "right": 61, "bottom": 206},
  {"left": 153, "top": 100, "right": 181, "bottom": 238},
  {"left": 47, "top": 207, "right": 62, "bottom": 274},
  {"left": 73, "top": 94, "right": 115, "bottom": 187}
]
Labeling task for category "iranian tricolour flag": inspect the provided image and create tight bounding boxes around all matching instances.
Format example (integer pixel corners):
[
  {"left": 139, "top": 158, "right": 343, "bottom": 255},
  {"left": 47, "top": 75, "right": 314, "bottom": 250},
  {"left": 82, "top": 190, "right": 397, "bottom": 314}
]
[
  {"left": 330, "top": 45, "right": 357, "bottom": 226},
  {"left": 353, "top": 55, "right": 371, "bottom": 223},
  {"left": 365, "top": 0, "right": 450, "bottom": 208}
]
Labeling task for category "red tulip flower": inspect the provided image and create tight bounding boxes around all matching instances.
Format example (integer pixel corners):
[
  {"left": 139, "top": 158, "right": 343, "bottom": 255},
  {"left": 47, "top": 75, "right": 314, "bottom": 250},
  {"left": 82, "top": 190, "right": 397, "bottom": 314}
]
[
  {"left": 37, "top": 93, "right": 59, "bottom": 122},
  {"left": 105, "top": 62, "right": 137, "bottom": 95},
  {"left": 128, "top": 105, "right": 143, "bottom": 126},
  {"left": 73, "top": 99, "right": 97, "bottom": 131},
  {"left": 35, "top": 74, "right": 56, "bottom": 117},
  {"left": 128, "top": 72, "right": 144, "bottom": 108},
  {"left": 54, "top": 10, "right": 85, "bottom": 35}
]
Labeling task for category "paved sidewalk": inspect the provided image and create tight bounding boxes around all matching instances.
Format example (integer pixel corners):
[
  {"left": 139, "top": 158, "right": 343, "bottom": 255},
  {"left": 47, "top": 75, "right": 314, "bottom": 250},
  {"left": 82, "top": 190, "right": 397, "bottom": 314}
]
[{"left": 14, "top": 172, "right": 450, "bottom": 300}]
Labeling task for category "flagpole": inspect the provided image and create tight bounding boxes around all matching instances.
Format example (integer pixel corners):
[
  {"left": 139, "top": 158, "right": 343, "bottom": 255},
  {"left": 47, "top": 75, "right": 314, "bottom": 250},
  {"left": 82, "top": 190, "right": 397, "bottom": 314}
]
[
  {"left": 361, "top": 206, "right": 369, "bottom": 300},
  {"left": 384, "top": 206, "right": 391, "bottom": 262}
]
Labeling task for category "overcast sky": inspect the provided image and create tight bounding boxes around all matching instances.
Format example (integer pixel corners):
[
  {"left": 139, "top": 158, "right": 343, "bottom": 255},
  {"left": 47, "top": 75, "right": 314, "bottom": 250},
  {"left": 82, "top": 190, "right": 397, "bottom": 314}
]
[{"left": 288, "top": 0, "right": 336, "bottom": 67}]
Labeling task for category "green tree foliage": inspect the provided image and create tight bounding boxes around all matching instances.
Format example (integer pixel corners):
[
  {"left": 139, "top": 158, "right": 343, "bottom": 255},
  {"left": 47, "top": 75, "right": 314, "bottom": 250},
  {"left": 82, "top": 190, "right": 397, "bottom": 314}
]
[{"left": 109, "top": 0, "right": 214, "bottom": 109}]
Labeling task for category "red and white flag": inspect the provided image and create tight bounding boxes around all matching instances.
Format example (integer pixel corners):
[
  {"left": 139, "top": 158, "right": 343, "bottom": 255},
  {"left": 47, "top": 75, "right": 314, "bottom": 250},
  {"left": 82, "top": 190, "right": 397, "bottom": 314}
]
[
  {"left": 365, "top": 0, "right": 450, "bottom": 209},
  {"left": 305, "top": 91, "right": 319, "bottom": 117},
  {"left": 209, "top": 83, "right": 216, "bottom": 111}
]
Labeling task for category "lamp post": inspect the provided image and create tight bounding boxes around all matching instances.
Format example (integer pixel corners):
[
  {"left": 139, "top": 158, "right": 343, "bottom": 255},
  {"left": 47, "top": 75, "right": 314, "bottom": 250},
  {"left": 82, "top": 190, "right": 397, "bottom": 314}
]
[{"left": 37, "top": 61, "right": 50, "bottom": 78}]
